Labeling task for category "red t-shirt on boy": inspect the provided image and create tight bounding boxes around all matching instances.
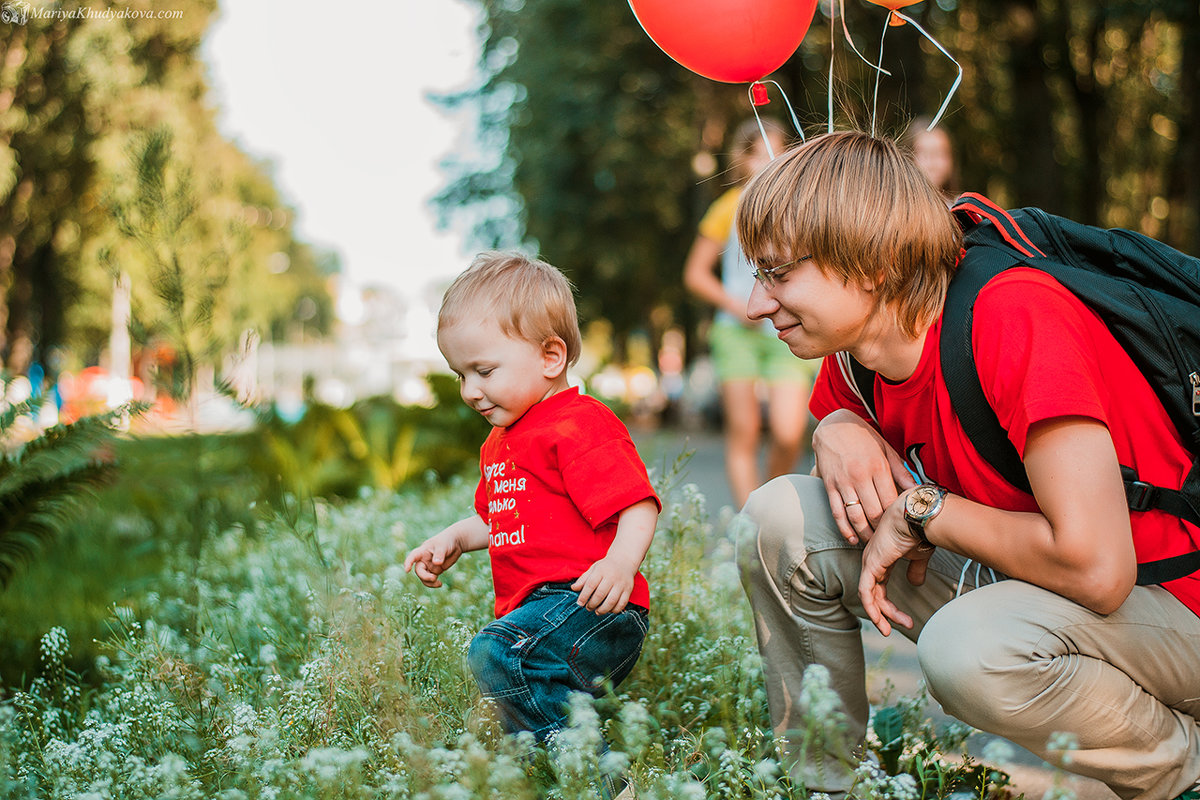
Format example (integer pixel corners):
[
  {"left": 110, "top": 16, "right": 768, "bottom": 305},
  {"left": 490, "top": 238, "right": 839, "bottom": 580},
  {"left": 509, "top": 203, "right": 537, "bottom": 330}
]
[
  {"left": 473, "top": 387, "right": 660, "bottom": 617},
  {"left": 810, "top": 268, "right": 1200, "bottom": 617}
]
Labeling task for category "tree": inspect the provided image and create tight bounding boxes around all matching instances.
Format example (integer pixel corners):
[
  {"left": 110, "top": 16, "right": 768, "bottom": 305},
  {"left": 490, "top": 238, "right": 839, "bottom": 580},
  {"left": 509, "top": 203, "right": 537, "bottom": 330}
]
[
  {"left": 0, "top": 0, "right": 335, "bottom": 382},
  {"left": 437, "top": 0, "right": 744, "bottom": 360},
  {"left": 0, "top": 8, "right": 95, "bottom": 376},
  {"left": 438, "top": 0, "right": 1195, "bottom": 365}
]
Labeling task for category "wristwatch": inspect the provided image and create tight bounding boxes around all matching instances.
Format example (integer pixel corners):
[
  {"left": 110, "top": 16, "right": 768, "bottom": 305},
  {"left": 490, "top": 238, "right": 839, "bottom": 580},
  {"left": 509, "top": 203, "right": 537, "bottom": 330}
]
[{"left": 903, "top": 484, "right": 948, "bottom": 544}]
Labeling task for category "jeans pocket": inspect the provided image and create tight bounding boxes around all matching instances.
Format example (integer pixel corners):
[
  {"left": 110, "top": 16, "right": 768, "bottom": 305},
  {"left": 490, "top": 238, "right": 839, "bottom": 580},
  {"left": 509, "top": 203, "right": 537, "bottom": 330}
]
[
  {"left": 567, "top": 607, "right": 648, "bottom": 690},
  {"left": 467, "top": 619, "right": 530, "bottom": 699}
]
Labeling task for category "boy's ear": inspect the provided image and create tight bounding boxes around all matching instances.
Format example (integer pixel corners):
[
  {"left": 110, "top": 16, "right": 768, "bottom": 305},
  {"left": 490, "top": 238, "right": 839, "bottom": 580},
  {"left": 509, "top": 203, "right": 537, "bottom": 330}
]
[{"left": 541, "top": 336, "right": 568, "bottom": 379}]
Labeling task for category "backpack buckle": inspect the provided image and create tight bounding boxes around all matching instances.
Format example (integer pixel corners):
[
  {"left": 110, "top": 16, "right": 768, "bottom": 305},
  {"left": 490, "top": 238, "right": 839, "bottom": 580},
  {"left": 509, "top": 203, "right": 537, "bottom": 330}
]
[{"left": 1125, "top": 480, "right": 1158, "bottom": 512}]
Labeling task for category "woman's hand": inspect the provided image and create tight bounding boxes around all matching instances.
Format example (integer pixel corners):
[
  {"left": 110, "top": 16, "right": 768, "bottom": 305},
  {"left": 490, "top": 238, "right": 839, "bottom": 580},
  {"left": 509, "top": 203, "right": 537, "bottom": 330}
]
[{"left": 812, "top": 410, "right": 918, "bottom": 544}]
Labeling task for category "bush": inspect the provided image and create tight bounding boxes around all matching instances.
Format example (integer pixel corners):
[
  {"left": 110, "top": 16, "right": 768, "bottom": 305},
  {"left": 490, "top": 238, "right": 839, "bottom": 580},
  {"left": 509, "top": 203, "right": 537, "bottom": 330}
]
[
  {"left": 0, "top": 377, "right": 486, "bottom": 687},
  {"left": 247, "top": 375, "right": 490, "bottom": 500}
]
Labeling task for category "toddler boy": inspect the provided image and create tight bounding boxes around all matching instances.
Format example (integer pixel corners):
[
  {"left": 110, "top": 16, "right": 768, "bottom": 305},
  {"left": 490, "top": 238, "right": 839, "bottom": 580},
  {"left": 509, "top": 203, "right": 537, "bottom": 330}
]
[{"left": 405, "top": 251, "right": 660, "bottom": 753}]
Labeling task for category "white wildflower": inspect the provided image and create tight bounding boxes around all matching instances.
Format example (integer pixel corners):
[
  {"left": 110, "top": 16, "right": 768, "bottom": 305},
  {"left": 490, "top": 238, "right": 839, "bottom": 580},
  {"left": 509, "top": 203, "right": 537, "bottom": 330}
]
[
  {"left": 1046, "top": 731, "right": 1079, "bottom": 766},
  {"left": 980, "top": 738, "right": 1016, "bottom": 765},
  {"left": 800, "top": 664, "right": 841, "bottom": 721},
  {"left": 890, "top": 772, "right": 919, "bottom": 800},
  {"left": 752, "top": 758, "right": 781, "bottom": 783}
]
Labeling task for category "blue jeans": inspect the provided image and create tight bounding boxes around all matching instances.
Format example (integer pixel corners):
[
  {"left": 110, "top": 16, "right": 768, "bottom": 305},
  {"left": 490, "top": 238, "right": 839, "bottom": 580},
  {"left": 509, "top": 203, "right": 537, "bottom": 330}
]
[{"left": 467, "top": 582, "right": 649, "bottom": 742}]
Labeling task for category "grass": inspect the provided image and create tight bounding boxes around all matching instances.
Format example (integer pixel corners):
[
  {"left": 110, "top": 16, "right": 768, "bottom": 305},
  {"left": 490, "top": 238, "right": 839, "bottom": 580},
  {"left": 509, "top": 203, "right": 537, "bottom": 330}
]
[
  {"left": 0, "top": 432, "right": 263, "bottom": 687},
  {"left": 0, "top": 449, "right": 1018, "bottom": 799}
]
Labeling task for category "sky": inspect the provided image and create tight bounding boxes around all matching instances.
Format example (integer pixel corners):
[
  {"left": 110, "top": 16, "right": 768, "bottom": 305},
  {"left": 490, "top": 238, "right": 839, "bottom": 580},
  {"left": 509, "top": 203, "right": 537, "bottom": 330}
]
[{"left": 202, "top": 0, "right": 479, "bottom": 307}]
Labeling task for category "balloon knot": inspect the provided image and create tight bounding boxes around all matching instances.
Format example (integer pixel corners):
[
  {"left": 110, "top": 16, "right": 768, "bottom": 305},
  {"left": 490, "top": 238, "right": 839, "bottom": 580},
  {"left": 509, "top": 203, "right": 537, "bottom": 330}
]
[{"left": 750, "top": 82, "right": 771, "bottom": 106}]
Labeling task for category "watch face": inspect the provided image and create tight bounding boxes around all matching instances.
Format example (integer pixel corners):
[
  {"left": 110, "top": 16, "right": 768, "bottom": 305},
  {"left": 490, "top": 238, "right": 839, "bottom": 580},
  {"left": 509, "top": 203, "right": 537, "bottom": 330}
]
[{"left": 909, "top": 487, "right": 938, "bottom": 516}]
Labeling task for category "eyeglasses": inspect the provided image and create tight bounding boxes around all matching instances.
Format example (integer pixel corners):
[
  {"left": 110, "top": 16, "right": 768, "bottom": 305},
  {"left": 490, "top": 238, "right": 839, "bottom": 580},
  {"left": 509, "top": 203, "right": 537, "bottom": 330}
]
[{"left": 751, "top": 253, "right": 812, "bottom": 288}]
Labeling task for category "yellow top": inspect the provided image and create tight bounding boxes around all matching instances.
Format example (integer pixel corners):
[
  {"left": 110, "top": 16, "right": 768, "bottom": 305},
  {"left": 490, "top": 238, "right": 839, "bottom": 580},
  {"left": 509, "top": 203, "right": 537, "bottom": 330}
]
[{"left": 698, "top": 187, "right": 742, "bottom": 243}]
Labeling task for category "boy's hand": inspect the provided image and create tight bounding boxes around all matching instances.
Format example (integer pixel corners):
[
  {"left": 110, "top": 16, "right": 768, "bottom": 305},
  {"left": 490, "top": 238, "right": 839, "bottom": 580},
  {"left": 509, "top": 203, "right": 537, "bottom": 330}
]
[
  {"left": 403, "top": 530, "right": 464, "bottom": 588},
  {"left": 812, "top": 409, "right": 917, "bottom": 545},
  {"left": 571, "top": 555, "right": 636, "bottom": 614},
  {"left": 858, "top": 493, "right": 936, "bottom": 636}
]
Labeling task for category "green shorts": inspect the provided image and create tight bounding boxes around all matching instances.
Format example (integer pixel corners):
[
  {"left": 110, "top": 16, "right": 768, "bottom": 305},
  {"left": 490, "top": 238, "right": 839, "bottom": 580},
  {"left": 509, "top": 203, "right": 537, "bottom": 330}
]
[{"left": 709, "top": 320, "right": 820, "bottom": 384}]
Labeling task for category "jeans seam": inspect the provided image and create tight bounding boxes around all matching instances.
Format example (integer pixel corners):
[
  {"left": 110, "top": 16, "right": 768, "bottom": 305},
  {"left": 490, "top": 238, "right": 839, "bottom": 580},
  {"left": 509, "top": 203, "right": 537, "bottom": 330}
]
[
  {"left": 475, "top": 619, "right": 558, "bottom": 728},
  {"left": 566, "top": 609, "right": 646, "bottom": 687}
]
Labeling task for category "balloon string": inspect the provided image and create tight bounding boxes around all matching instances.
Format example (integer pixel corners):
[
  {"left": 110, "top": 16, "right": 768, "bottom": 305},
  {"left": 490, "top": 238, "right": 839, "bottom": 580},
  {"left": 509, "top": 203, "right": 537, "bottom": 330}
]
[
  {"left": 830, "top": 0, "right": 890, "bottom": 136},
  {"left": 751, "top": 106, "right": 776, "bottom": 159},
  {"left": 827, "top": 0, "right": 835, "bottom": 134},
  {"left": 748, "top": 79, "right": 806, "bottom": 154},
  {"left": 892, "top": 9, "right": 963, "bottom": 130},
  {"left": 839, "top": 0, "right": 891, "bottom": 77},
  {"left": 870, "top": 12, "right": 890, "bottom": 137}
]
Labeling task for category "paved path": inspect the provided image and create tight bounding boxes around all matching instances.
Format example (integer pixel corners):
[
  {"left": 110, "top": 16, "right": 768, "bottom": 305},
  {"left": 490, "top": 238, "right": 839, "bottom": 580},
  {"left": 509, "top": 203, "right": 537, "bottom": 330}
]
[{"left": 631, "top": 423, "right": 1119, "bottom": 800}]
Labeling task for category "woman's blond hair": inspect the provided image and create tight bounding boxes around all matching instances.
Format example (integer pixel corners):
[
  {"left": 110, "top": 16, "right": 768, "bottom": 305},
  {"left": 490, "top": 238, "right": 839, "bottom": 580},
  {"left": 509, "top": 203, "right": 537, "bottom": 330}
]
[
  {"left": 438, "top": 251, "right": 582, "bottom": 365},
  {"left": 736, "top": 131, "right": 961, "bottom": 337}
]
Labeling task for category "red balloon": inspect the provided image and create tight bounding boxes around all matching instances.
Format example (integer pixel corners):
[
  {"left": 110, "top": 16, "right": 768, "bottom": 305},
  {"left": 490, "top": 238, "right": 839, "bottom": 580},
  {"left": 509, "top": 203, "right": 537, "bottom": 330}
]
[{"left": 629, "top": 0, "right": 818, "bottom": 84}]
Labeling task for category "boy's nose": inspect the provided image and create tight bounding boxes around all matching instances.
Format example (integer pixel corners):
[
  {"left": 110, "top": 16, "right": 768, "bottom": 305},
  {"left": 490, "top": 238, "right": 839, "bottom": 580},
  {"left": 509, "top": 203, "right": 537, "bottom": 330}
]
[
  {"left": 747, "top": 280, "right": 777, "bottom": 321},
  {"left": 460, "top": 378, "right": 483, "bottom": 402}
]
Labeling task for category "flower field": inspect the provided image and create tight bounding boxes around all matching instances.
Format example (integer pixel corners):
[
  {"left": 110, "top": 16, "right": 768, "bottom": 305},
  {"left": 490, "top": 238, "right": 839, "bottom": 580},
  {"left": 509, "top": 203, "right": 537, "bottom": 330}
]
[{"left": 0, "top": 450, "right": 1015, "bottom": 799}]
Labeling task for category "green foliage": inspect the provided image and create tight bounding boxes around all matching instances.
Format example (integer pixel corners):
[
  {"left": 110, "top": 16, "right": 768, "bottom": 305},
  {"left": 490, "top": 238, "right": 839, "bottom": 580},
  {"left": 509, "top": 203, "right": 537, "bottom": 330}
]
[
  {"left": 248, "top": 375, "right": 490, "bottom": 500},
  {"left": 0, "top": 3, "right": 334, "bottom": 374},
  {"left": 0, "top": 459, "right": 1018, "bottom": 798},
  {"left": 0, "top": 429, "right": 264, "bottom": 686},
  {"left": 0, "top": 401, "right": 137, "bottom": 590},
  {"left": 0, "top": 376, "right": 486, "bottom": 685},
  {"left": 864, "top": 693, "right": 1014, "bottom": 799},
  {"left": 443, "top": 0, "right": 1200, "bottom": 366}
]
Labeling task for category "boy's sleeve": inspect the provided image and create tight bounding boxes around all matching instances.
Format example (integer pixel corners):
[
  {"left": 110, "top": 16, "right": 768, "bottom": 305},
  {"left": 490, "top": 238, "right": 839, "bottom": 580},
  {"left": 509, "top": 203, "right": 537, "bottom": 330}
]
[
  {"left": 558, "top": 408, "right": 660, "bottom": 529},
  {"left": 473, "top": 474, "right": 489, "bottom": 522},
  {"left": 473, "top": 438, "right": 490, "bottom": 521}
]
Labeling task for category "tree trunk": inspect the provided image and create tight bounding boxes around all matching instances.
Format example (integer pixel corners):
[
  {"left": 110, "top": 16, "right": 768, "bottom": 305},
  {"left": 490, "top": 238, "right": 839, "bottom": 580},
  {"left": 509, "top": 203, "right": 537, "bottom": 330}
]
[
  {"left": 1047, "top": 1, "right": 1105, "bottom": 226},
  {"left": 1167, "top": 3, "right": 1200, "bottom": 254},
  {"left": 1004, "top": 0, "right": 1062, "bottom": 212}
]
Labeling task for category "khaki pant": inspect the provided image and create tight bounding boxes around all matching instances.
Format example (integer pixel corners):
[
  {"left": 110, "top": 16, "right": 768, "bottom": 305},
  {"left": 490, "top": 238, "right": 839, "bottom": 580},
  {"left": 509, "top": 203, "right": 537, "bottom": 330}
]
[{"left": 736, "top": 474, "right": 1200, "bottom": 800}]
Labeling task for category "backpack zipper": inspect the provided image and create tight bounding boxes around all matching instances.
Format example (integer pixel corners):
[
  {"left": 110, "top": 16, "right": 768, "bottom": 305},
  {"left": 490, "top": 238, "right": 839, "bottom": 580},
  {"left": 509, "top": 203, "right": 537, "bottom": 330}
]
[
  {"left": 1130, "top": 282, "right": 1197, "bottom": 422},
  {"left": 1026, "top": 208, "right": 1074, "bottom": 265}
]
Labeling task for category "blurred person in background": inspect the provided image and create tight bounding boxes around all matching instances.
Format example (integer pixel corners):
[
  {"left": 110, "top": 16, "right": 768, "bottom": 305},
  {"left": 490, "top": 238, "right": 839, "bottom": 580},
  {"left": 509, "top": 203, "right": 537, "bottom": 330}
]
[
  {"left": 905, "top": 116, "right": 958, "bottom": 205},
  {"left": 684, "top": 118, "right": 819, "bottom": 508}
]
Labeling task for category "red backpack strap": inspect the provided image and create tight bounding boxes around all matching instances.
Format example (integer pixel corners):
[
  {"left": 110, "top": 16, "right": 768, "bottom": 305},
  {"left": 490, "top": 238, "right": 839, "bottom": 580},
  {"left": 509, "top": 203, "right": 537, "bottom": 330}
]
[{"left": 953, "top": 192, "right": 1047, "bottom": 259}]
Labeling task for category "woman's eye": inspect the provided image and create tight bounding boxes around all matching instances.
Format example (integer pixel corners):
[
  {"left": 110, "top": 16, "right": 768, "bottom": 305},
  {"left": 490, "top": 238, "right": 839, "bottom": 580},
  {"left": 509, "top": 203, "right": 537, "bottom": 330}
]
[{"left": 478, "top": 368, "right": 493, "bottom": 377}]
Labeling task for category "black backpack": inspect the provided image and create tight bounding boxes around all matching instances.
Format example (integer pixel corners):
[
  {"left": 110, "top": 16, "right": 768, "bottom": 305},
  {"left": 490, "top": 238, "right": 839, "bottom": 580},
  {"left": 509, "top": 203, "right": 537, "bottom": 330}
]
[{"left": 845, "top": 192, "right": 1200, "bottom": 585}]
